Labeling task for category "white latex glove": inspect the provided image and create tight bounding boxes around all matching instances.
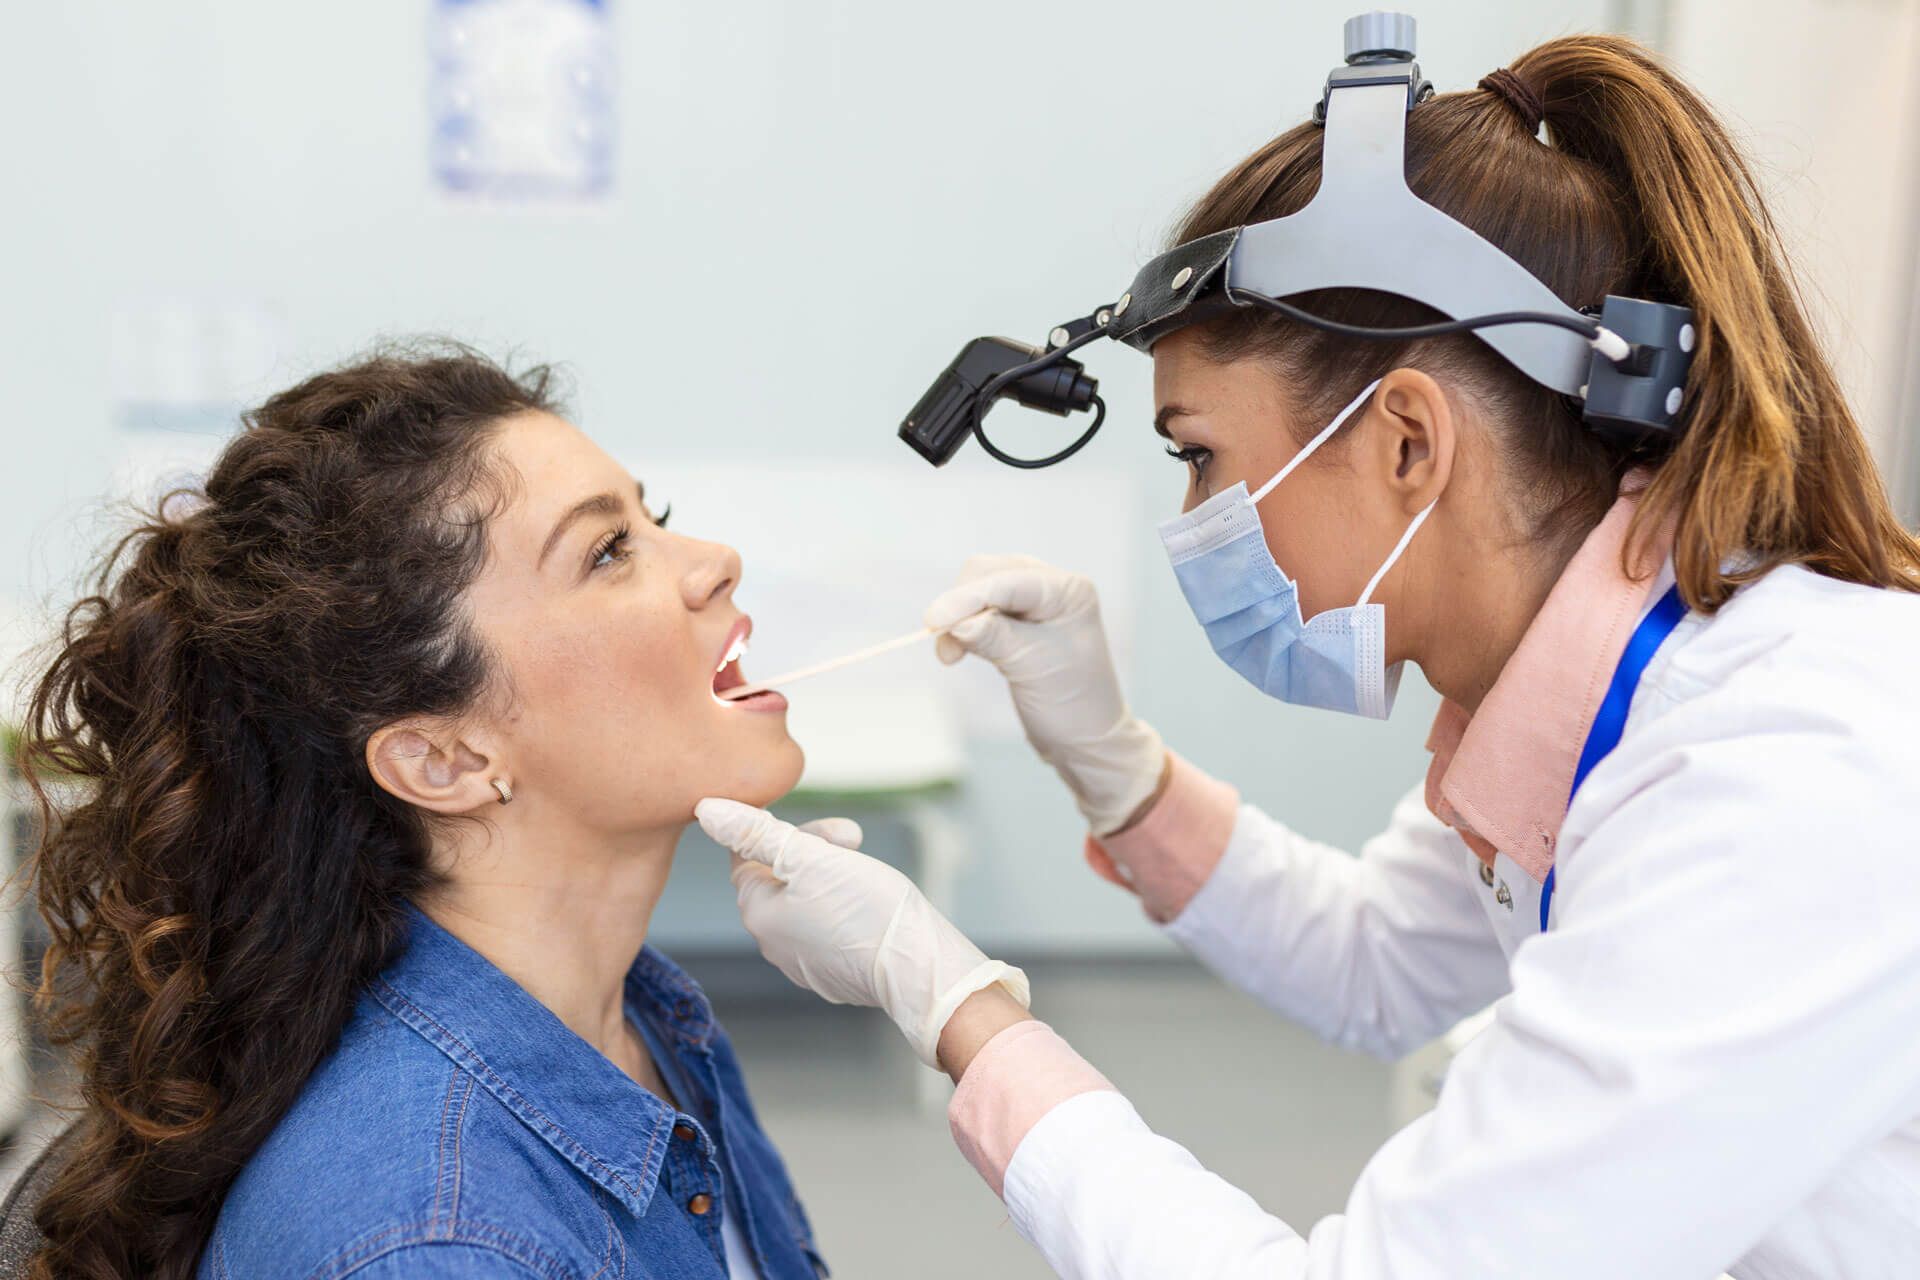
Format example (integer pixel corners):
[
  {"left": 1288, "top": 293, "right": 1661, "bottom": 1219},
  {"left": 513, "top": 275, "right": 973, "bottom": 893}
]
[
  {"left": 925, "top": 555, "right": 1167, "bottom": 835},
  {"left": 695, "top": 798, "right": 1030, "bottom": 1069}
]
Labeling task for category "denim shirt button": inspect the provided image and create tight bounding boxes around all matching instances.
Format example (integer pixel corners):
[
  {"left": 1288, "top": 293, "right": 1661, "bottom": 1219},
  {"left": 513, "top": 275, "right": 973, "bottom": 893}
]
[
  {"left": 687, "top": 1193, "right": 713, "bottom": 1216},
  {"left": 673, "top": 1122, "right": 696, "bottom": 1142}
]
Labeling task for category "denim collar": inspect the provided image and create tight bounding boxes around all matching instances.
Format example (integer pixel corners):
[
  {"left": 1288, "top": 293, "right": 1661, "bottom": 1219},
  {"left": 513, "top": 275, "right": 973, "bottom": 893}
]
[{"left": 368, "top": 903, "right": 714, "bottom": 1217}]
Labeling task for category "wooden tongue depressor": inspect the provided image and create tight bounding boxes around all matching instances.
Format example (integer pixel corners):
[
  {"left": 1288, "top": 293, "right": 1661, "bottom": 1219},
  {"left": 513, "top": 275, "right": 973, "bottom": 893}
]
[{"left": 719, "top": 611, "right": 986, "bottom": 701}]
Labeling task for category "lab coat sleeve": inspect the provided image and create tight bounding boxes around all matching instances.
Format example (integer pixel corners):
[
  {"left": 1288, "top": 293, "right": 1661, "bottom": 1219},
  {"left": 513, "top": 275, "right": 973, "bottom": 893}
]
[
  {"left": 1156, "top": 781, "right": 1509, "bottom": 1060},
  {"left": 957, "top": 688, "right": 1920, "bottom": 1279}
]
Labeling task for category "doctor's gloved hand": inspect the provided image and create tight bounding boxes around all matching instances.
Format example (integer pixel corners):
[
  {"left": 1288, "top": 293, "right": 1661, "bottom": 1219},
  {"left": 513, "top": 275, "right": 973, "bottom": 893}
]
[
  {"left": 694, "top": 798, "right": 1031, "bottom": 1070},
  {"left": 926, "top": 555, "right": 1168, "bottom": 835}
]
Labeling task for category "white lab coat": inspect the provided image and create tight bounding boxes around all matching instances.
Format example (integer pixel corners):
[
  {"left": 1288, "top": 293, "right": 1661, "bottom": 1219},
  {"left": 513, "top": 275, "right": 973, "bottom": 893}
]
[{"left": 999, "top": 565, "right": 1920, "bottom": 1279}]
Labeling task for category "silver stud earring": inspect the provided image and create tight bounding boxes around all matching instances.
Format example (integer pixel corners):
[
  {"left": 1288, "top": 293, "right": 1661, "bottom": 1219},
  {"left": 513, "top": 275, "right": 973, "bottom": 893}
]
[{"left": 490, "top": 779, "right": 513, "bottom": 805}]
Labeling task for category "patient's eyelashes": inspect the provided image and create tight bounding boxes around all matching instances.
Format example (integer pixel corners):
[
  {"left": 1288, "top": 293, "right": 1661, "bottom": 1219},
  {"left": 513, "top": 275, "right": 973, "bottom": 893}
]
[
  {"left": 651, "top": 504, "right": 671, "bottom": 529},
  {"left": 590, "top": 524, "right": 633, "bottom": 572}
]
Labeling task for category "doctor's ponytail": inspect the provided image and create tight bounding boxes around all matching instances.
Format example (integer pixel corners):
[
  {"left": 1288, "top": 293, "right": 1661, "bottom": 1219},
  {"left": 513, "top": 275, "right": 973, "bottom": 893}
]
[
  {"left": 1515, "top": 38, "right": 1919, "bottom": 603},
  {"left": 1177, "top": 34, "right": 1920, "bottom": 608}
]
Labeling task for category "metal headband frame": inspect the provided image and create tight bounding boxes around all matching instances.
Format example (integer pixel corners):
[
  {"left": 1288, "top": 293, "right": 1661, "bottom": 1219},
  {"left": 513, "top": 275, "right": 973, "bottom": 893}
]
[
  {"left": 897, "top": 11, "right": 1696, "bottom": 470},
  {"left": 1097, "top": 17, "right": 1694, "bottom": 442}
]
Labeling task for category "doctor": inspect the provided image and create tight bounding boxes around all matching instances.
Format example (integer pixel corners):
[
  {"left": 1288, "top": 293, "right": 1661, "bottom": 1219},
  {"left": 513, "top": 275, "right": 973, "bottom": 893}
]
[{"left": 697, "top": 25, "right": 1920, "bottom": 1280}]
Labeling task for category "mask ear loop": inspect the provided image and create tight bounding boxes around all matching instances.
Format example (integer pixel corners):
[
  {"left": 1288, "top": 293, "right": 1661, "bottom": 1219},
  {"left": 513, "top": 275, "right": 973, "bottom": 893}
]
[
  {"left": 1251, "top": 379, "right": 1383, "bottom": 505},
  {"left": 1358, "top": 498, "right": 1437, "bottom": 607},
  {"left": 1245, "top": 376, "right": 1429, "bottom": 608}
]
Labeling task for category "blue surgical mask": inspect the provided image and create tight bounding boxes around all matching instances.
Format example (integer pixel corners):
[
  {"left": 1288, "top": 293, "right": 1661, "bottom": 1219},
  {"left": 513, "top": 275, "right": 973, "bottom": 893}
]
[{"left": 1156, "top": 379, "right": 1434, "bottom": 719}]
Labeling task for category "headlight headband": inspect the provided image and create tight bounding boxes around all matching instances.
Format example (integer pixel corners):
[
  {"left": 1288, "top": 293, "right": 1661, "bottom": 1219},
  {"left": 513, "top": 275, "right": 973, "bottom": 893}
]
[{"left": 900, "top": 11, "right": 1696, "bottom": 469}]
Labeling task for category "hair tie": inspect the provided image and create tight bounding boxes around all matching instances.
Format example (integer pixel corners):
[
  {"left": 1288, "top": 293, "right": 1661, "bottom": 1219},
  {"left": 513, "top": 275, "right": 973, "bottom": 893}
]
[{"left": 1478, "top": 67, "right": 1544, "bottom": 134}]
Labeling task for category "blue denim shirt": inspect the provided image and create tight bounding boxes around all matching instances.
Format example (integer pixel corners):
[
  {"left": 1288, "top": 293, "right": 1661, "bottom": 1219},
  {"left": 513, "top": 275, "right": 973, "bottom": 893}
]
[{"left": 201, "top": 905, "right": 826, "bottom": 1279}]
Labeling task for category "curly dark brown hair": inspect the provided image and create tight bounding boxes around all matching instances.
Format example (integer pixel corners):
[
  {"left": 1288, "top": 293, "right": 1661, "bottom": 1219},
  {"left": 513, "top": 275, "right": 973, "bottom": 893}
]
[{"left": 18, "top": 344, "right": 556, "bottom": 1278}]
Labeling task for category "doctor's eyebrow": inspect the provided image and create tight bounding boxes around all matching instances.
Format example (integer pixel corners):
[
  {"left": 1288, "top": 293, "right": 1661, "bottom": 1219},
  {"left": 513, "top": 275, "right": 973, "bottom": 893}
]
[
  {"left": 1154, "top": 405, "right": 1196, "bottom": 439},
  {"left": 538, "top": 480, "right": 647, "bottom": 568}
]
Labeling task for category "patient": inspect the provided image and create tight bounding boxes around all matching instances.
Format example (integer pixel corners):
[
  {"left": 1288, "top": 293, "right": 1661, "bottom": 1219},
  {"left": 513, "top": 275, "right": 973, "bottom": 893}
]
[{"left": 19, "top": 347, "right": 825, "bottom": 1278}]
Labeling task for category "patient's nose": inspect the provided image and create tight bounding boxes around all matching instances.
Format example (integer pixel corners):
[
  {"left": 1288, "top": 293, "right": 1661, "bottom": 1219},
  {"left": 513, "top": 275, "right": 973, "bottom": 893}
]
[{"left": 681, "top": 538, "right": 742, "bottom": 610}]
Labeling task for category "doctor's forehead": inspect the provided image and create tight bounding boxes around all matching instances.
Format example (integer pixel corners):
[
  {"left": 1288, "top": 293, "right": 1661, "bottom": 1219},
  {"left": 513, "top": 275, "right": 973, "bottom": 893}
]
[
  {"left": 1151, "top": 336, "right": 1189, "bottom": 431},
  {"left": 1150, "top": 328, "right": 1218, "bottom": 397},
  {"left": 1152, "top": 330, "right": 1295, "bottom": 421}
]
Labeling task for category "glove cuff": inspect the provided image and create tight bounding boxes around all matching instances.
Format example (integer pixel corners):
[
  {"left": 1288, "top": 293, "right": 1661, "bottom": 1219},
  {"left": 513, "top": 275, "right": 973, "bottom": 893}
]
[
  {"left": 1062, "top": 717, "right": 1168, "bottom": 837},
  {"left": 908, "top": 959, "right": 1032, "bottom": 1070}
]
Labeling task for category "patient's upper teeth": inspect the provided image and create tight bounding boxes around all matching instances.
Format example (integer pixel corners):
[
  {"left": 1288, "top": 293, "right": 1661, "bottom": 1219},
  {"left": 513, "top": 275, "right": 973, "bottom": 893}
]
[{"left": 717, "top": 635, "right": 749, "bottom": 672}]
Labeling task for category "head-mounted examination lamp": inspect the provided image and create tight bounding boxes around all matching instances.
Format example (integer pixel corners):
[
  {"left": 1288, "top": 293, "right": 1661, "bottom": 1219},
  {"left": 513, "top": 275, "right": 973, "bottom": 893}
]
[{"left": 899, "top": 11, "right": 1697, "bottom": 470}]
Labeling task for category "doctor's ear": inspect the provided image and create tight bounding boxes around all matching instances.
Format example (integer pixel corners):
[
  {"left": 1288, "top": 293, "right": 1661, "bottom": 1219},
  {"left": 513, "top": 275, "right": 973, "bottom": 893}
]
[
  {"left": 365, "top": 720, "right": 501, "bottom": 815},
  {"left": 1368, "top": 368, "right": 1456, "bottom": 511}
]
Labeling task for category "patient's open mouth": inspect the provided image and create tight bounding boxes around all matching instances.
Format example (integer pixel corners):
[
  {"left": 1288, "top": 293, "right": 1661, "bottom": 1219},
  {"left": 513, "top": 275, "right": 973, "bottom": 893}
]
[{"left": 712, "top": 619, "right": 787, "bottom": 711}]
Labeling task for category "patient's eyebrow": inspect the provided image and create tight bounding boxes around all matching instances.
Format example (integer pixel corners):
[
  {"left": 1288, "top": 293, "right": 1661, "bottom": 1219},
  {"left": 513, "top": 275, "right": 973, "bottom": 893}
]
[
  {"left": 538, "top": 487, "right": 629, "bottom": 568},
  {"left": 1153, "top": 405, "right": 1196, "bottom": 440}
]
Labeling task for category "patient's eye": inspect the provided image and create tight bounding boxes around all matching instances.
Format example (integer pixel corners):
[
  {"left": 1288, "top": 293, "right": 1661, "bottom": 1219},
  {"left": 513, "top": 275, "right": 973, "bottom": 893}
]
[
  {"left": 589, "top": 525, "right": 633, "bottom": 571},
  {"left": 650, "top": 504, "right": 671, "bottom": 530}
]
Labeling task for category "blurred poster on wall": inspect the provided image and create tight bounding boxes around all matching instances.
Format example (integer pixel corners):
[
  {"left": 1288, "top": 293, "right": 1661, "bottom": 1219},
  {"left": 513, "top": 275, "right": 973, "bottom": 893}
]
[
  {"left": 430, "top": 0, "right": 615, "bottom": 203},
  {"left": 108, "top": 293, "right": 286, "bottom": 508}
]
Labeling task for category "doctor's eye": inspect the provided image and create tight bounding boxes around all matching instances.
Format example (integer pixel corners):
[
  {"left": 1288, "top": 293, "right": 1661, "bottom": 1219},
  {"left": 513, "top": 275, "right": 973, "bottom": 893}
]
[{"left": 1165, "top": 443, "right": 1212, "bottom": 477}]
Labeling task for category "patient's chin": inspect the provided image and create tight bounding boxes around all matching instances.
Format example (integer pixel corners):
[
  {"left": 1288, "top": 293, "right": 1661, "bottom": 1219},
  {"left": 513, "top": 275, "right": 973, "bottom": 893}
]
[{"left": 722, "top": 739, "right": 806, "bottom": 808}]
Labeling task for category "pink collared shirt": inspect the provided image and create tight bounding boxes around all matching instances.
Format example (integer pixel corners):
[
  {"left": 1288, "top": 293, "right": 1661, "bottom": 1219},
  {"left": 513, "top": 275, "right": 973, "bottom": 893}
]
[{"left": 1424, "top": 476, "right": 1669, "bottom": 885}]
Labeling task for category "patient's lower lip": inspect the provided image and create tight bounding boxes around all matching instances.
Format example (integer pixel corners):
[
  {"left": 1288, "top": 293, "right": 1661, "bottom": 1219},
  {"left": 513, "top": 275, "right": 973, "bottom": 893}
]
[{"left": 727, "top": 689, "right": 787, "bottom": 713}]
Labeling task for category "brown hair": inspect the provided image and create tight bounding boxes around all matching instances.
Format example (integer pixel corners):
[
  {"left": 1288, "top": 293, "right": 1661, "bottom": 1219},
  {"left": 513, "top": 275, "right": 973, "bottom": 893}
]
[
  {"left": 1174, "top": 34, "right": 1920, "bottom": 606},
  {"left": 19, "top": 345, "right": 555, "bottom": 1278}
]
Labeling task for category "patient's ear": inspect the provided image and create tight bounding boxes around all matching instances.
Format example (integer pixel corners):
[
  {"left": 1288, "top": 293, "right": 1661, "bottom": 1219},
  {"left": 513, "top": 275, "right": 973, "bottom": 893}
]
[{"left": 366, "top": 720, "right": 499, "bottom": 815}]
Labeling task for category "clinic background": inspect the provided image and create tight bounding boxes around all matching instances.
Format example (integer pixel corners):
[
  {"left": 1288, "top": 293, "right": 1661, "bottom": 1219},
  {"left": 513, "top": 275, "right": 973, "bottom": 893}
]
[{"left": 3, "top": 1, "right": 1918, "bottom": 1273}]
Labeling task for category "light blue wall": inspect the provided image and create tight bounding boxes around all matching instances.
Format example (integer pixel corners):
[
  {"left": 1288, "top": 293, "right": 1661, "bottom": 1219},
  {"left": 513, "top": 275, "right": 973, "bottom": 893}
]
[{"left": 1, "top": 0, "right": 1617, "bottom": 951}]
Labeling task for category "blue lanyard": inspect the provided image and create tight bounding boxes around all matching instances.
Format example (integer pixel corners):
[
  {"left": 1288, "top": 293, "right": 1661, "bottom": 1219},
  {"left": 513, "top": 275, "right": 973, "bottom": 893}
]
[{"left": 1538, "top": 583, "right": 1689, "bottom": 931}]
